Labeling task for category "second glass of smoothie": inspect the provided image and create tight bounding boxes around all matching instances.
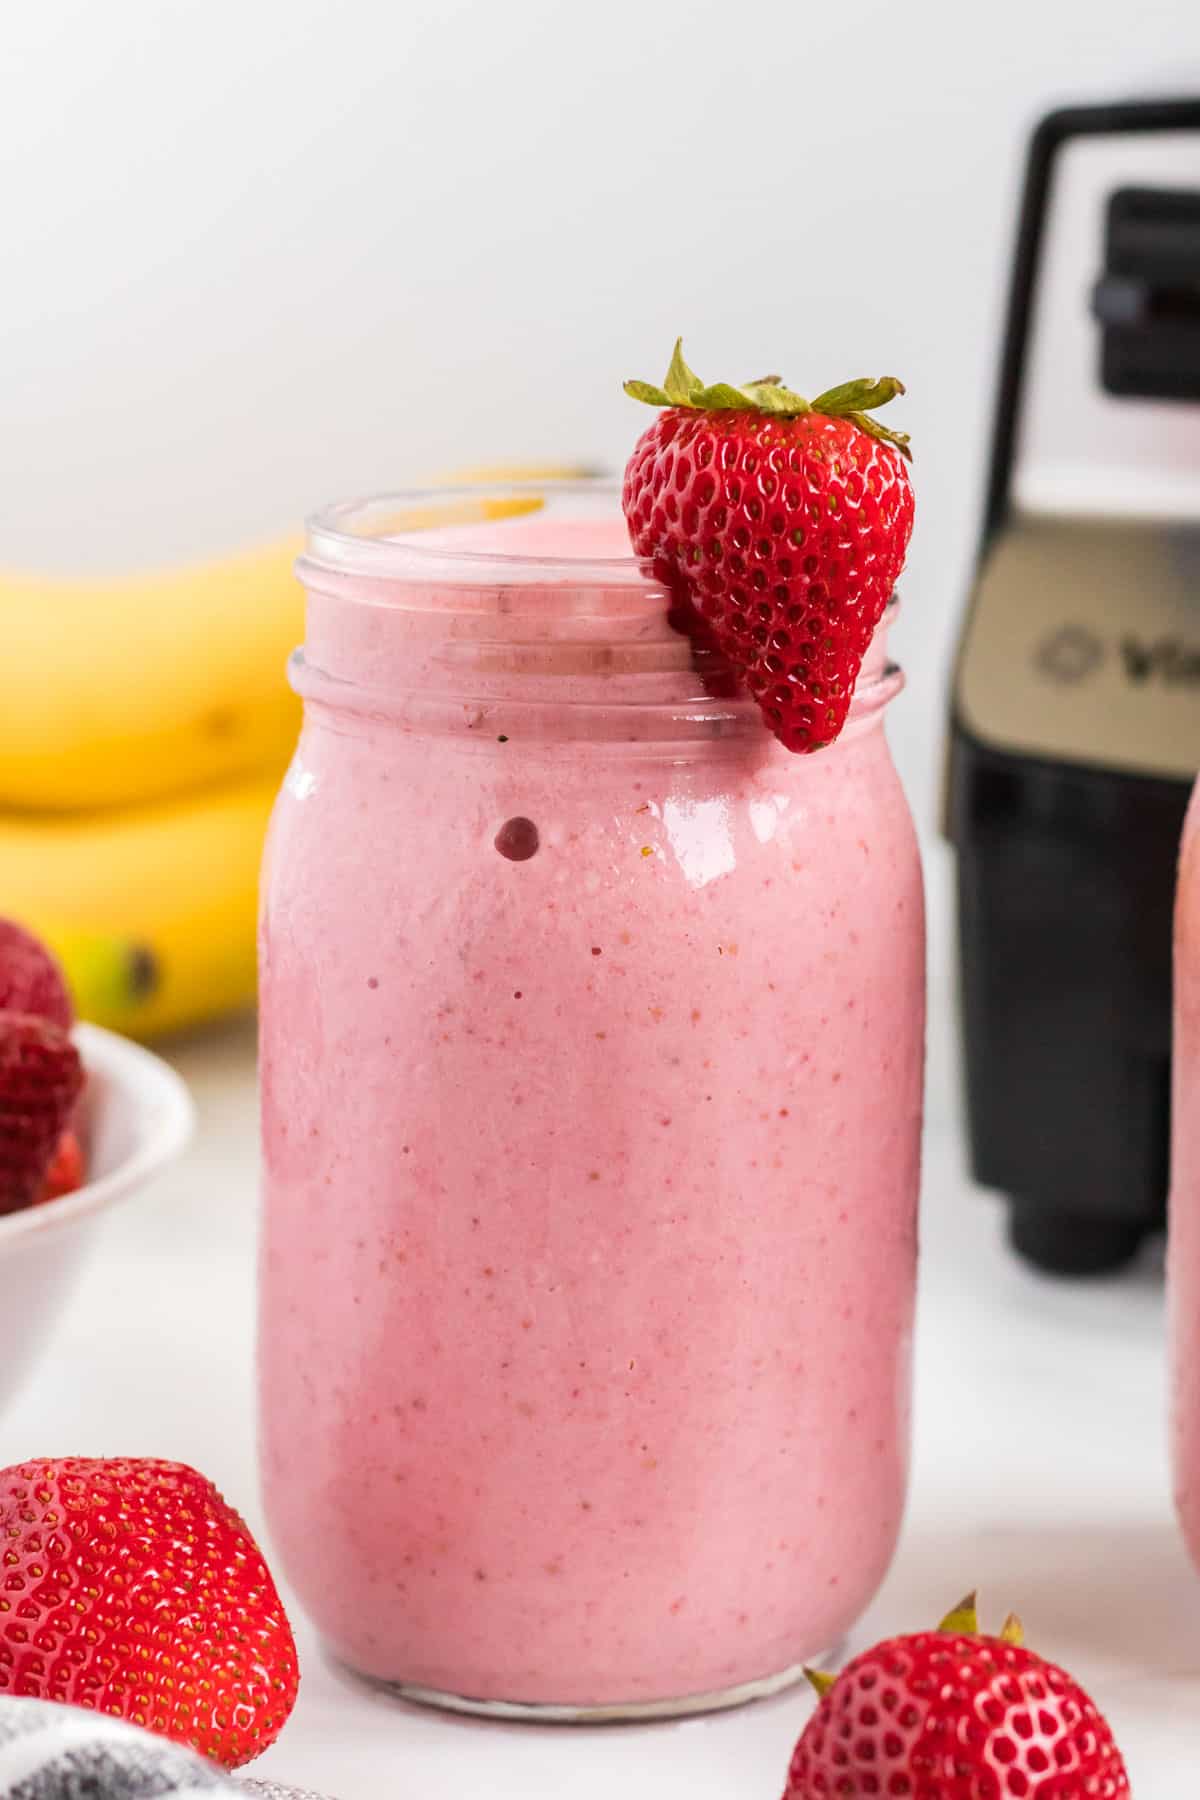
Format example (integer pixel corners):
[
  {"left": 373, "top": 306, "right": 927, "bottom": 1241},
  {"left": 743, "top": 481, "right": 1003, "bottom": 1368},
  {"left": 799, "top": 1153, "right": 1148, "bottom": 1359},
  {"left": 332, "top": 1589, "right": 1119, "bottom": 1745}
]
[
  {"left": 1171, "top": 778, "right": 1200, "bottom": 1567},
  {"left": 257, "top": 483, "right": 925, "bottom": 1718}
]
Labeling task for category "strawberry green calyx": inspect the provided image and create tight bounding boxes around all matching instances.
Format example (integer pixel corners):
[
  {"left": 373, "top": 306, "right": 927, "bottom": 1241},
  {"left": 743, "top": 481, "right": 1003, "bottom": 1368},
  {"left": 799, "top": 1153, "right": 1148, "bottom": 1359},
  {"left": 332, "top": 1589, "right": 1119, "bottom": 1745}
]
[
  {"left": 624, "top": 338, "right": 912, "bottom": 460},
  {"left": 805, "top": 1596, "right": 1028, "bottom": 1699},
  {"left": 939, "top": 1592, "right": 980, "bottom": 1634},
  {"left": 939, "top": 1593, "right": 1026, "bottom": 1645}
]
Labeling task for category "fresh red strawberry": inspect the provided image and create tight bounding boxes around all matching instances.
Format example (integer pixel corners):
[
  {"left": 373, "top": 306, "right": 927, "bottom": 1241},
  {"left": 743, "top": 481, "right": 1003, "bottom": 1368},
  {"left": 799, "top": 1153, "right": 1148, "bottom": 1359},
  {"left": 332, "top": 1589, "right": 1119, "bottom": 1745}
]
[
  {"left": 0, "top": 1457, "right": 299, "bottom": 1767},
  {"left": 622, "top": 340, "right": 915, "bottom": 752},
  {"left": 784, "top": 1595, "right": 1130, "bottom": 1800},
  {"left": 0, "top": 1014, "right": 84, "bottom": 1215},
  {"left": 0, "top": 919, "right": 73, "bottom": 1031},
  {"left": 34, "top": 1128, "right": 86, "bottom": 1204}
]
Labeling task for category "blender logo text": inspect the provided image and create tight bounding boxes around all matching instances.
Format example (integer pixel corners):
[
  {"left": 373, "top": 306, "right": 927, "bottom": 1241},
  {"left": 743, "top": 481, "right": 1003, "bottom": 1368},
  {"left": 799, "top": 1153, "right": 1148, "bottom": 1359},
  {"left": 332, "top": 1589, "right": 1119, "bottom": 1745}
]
[
  {"left": 1120, "top": 638, "right": 1200, "bottom": 685},
  {"left": 1035, "top": 626, "right": 1200, "bottom": 687}
]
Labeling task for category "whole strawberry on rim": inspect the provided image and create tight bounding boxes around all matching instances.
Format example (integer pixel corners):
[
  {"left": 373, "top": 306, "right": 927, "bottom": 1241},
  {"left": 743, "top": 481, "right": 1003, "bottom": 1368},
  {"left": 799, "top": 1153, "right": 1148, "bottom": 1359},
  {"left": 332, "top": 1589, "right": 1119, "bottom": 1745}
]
[
  {"left": 784, "top": 1594, "right": 1130, "bottom": 1799},
  {"left": 622, "top": 340, "right": 914, "bottom": 753}
]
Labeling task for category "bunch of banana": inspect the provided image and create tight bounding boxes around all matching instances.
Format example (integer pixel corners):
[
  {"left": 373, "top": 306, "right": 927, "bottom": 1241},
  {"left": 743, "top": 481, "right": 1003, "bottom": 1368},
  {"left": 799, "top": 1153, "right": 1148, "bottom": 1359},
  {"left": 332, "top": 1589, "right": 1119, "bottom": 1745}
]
[{"left": 0, "top": 468, "right": 598, "bottom": 1039}]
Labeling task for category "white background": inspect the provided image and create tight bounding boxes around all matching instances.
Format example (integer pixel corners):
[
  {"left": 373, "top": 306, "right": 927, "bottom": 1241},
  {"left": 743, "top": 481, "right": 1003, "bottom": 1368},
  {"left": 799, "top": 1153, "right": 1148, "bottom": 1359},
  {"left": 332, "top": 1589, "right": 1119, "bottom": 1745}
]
[{"left": 3, "top": 0, "right": 1198, "bottom": 834}]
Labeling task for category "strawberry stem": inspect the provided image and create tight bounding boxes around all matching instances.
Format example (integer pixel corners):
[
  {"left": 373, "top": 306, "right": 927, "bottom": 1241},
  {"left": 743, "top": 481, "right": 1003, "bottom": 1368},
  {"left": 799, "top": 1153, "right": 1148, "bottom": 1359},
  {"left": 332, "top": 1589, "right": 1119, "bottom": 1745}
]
[{"left": 624, "top": 338, "right": 912, "bottom": 460}]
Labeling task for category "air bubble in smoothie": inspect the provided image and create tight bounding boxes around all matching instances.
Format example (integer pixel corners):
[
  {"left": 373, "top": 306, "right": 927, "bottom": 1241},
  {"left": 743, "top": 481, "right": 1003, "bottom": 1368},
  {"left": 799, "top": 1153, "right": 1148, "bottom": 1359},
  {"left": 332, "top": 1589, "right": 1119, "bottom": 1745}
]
[{"left": 494, "top": 817, "right": 540, "bottom": 861}]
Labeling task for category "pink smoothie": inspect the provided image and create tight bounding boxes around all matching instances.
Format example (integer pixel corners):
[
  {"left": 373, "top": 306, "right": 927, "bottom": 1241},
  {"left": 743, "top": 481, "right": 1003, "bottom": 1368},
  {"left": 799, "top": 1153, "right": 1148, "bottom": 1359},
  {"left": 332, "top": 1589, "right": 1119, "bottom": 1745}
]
[
  {"left": 1171, "top": 780, "right": 1200, "bottom": 1560},
  {"left": 257, "top": 500, "right": 925, "bottom": 1711}
]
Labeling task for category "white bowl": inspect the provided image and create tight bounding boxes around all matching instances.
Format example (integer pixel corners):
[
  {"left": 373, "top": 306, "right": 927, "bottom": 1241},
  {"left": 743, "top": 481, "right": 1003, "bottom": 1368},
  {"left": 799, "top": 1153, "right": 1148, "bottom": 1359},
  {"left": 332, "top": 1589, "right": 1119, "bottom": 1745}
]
[{"left": 0, "top": 1022, "right": 195, "bottom": 1412}]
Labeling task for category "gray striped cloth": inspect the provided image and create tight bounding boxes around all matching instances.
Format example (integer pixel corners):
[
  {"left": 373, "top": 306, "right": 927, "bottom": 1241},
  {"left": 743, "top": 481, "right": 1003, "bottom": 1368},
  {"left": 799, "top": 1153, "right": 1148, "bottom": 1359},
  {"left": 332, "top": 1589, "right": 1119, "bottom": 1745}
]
[{"left": 0, "top": 1700, "right": 332, "bottom": 1800}]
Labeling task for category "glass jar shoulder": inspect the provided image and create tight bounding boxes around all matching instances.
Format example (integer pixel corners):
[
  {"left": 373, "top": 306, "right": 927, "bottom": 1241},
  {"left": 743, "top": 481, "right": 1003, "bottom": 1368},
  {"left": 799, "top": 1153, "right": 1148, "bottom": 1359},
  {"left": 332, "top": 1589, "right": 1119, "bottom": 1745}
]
[{"left": 262, "top": 715, "right": 916, "bottom": 898}]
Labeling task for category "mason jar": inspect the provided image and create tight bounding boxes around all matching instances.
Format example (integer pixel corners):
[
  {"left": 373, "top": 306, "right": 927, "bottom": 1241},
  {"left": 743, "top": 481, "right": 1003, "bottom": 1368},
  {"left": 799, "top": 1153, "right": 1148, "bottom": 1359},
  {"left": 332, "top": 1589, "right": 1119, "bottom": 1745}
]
[{"left": 257, "top": 482, "right": 925, "bottom": 1719}]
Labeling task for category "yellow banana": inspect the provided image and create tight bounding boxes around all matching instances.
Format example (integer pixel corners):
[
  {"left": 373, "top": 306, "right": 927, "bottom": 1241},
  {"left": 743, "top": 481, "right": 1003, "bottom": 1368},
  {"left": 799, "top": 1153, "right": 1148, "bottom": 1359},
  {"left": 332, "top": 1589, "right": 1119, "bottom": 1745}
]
[
  {"left": 0, "top": 538, "right": 305, "bottom": 813},
  {"left": 0, "top": 772, "right": 277, "bottom": 1039},
  {"left": 0, "top": 470, "right": 591, "bottom": 815}
]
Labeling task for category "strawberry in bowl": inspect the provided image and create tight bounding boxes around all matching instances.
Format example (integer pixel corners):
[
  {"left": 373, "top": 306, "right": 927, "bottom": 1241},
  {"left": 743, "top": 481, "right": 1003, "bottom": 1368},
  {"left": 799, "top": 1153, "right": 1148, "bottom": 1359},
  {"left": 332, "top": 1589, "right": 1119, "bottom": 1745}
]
[
  {"left": 0, "top": 919, "right": 85, "bottom": 1214},
  {"left": 0, "top": 917, "right": 193, "bottom": 1412}
]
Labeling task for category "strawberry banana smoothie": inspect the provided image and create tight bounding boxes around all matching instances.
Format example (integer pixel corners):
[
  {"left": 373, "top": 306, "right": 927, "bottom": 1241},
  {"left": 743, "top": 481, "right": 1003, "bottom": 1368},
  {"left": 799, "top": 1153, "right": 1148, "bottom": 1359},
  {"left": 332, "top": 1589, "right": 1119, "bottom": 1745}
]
[
  {"left": 1171, "top": 781, "right": 1200, "bottom": 1561},
  {"left": 259, "top": 371, "right": 922, "bottom": 1717}
]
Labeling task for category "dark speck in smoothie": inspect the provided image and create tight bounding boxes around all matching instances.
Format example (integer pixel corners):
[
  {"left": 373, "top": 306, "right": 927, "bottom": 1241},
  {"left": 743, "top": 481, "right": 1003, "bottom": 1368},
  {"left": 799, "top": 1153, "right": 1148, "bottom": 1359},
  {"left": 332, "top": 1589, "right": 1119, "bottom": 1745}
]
[
  {"left": 495, "top": 817, "right": 539, "bottom": 860},
  {"left": 367, "top": 976, "right": 379, "bottom": 989},
  {"left": 591, "top": 946, "right": 602, "bottom": 956},
  {"left": 497, "top": 734, "right": 509, "bottom": 743}
]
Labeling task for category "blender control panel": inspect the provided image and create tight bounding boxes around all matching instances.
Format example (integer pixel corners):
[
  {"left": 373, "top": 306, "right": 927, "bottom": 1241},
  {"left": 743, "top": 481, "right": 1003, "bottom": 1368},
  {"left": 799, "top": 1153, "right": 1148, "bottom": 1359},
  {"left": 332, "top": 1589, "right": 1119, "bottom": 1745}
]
[
  {"left": 956, "top": 124, "right": 1200, "bottom": 782},
  {"left": 957, "top": 514, "right": 1200, "bottom": 781}
]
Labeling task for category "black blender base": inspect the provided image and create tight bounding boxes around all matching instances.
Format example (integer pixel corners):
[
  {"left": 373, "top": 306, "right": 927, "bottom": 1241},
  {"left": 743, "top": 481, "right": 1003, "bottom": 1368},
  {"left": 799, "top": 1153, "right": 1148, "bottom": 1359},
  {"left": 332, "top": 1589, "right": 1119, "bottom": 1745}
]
[
  {"left": 1007, "top": 1200, "right": 1149, "bottom": 1276},
  {"left": 948, "top": 730, "right": 1185, "bottom": 1281}
]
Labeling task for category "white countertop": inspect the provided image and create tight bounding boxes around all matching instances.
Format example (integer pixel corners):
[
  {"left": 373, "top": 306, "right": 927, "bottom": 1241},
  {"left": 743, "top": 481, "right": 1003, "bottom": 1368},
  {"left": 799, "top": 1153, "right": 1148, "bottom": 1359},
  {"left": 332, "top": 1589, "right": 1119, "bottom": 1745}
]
[{"left": 3, "top": 845, "right": 1196, "bottom": 1797}]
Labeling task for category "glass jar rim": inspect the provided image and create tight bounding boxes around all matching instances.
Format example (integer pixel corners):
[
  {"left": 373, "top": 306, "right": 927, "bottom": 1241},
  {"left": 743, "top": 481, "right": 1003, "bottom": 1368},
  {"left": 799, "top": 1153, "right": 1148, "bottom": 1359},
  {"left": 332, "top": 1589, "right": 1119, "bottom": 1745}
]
[
  {"left": 298, "top": 478, "right": 907, "bottom": 748},
  {"left": 304, "top": 479, "right": 652, "bottom": 585}
]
